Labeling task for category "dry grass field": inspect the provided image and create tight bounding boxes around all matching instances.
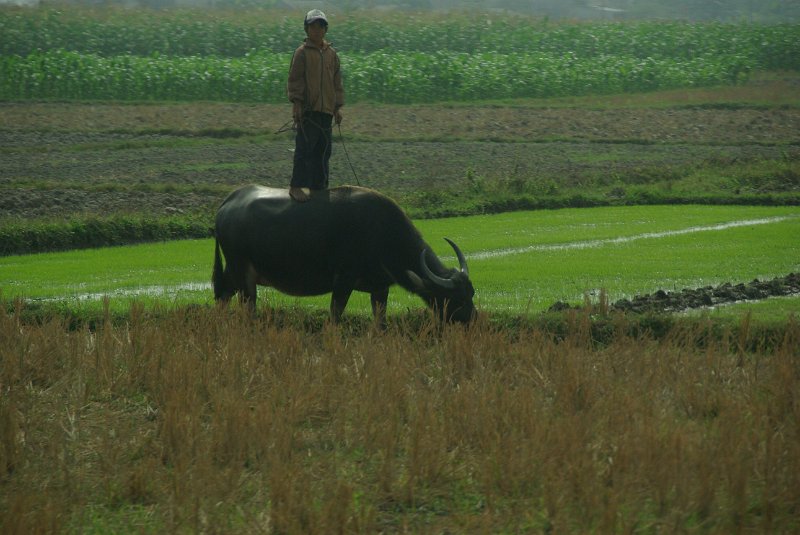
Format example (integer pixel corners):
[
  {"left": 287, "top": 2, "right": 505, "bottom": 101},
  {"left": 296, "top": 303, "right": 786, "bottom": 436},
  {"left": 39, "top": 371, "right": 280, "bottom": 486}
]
[{"left": 1, "top": 303, "right": 798, "bottom": 533}]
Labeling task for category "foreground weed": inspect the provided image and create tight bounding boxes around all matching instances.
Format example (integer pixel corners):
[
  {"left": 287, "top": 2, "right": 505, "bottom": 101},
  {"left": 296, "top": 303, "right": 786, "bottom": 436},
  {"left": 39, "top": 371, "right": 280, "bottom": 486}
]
[{"left": 0, "top": 304, "right": 798, "bottom": 533}]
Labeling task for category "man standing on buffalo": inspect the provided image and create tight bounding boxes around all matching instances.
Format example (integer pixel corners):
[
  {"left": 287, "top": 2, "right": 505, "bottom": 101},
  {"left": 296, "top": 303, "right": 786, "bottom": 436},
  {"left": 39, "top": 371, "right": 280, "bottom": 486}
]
[{"left": 287, "top": 9, "right": 345, "bottom": 202}]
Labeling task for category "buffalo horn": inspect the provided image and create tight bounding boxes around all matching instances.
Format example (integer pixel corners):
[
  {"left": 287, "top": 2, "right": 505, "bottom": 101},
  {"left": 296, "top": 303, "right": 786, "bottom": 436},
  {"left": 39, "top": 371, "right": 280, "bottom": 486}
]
[
  {"left": 444, "top": 237, "right": 469, "bottom": 276},
  {"left": 419, "top": 249, "right": 456, "bottom": 290}
]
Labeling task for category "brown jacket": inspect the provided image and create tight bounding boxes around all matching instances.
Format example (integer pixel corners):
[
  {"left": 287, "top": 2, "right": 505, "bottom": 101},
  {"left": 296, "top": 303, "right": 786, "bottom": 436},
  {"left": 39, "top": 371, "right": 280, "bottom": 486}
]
[{"left": 287, "top": 39, "right": 344, "bottom": 116}]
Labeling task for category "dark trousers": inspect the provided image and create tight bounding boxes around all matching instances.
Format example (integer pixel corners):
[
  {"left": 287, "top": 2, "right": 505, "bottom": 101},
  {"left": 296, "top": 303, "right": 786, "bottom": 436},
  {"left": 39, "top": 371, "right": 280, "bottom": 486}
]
[{"left": 291, "top": 111, "right": 333, "bottom": 190}]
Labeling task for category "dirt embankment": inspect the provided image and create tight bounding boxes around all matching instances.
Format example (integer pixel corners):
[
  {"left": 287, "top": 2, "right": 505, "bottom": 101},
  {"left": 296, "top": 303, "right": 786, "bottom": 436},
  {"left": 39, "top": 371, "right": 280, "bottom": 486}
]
[
  {"left": 549, "top": 273, "right": 800, "bottom": 314},
  {"left": 1, "top": 97, "right": 799, "bottom": 221}
]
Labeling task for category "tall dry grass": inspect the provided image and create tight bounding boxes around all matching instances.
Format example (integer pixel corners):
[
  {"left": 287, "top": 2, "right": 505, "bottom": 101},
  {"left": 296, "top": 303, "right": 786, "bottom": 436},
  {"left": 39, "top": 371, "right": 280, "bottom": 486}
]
[{"left": 0, "top": 302, "right": 798, "bottom": 533}]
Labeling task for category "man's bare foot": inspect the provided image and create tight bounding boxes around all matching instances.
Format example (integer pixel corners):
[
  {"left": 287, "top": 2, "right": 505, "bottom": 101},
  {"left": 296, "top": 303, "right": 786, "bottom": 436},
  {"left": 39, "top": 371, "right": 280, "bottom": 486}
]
[{"left": 290, "top": 187, "right": 310, "bottom": 202}]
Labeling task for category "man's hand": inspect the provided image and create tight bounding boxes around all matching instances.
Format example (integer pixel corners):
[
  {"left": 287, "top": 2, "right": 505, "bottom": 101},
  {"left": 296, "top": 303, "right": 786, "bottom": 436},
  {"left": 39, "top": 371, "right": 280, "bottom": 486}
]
[
  {"left": 334, "top": 109, "right": 343, "bottom": 125},
  {"left": 292, "top": 101, "right": 304, "bottom": 124}
]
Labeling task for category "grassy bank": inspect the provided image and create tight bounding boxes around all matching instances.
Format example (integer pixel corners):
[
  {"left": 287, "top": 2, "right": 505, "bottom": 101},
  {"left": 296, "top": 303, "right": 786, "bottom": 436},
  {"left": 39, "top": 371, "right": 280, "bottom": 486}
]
[{"left": 0, "top": 213, "right": 210, "bottom": 256}]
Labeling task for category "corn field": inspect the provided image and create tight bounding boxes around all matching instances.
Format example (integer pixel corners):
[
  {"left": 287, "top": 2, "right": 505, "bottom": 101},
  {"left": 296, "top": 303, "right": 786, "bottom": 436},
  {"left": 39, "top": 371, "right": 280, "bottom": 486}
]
[{"left": 0, "top": 7, "right": 798, "bottom": 102}]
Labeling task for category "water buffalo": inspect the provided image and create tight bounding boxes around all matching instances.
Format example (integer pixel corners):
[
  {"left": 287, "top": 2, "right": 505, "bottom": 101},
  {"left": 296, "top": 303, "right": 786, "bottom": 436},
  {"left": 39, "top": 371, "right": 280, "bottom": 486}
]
[{"left": 212, "top": 184, "right": 476, "bottom": 323}]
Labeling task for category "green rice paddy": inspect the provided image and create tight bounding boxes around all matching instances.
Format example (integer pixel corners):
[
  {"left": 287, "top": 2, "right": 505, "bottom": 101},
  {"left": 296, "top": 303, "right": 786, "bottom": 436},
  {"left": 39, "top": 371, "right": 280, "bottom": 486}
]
[{"left": 2, "top": 205, "right": 797, "bottom": 318}]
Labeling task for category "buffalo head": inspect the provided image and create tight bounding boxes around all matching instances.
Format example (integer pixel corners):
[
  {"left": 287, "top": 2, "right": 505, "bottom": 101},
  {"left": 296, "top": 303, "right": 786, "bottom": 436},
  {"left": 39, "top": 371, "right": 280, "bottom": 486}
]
[{"left": 407, "top": 238, "right": 476, "bottom": 323}]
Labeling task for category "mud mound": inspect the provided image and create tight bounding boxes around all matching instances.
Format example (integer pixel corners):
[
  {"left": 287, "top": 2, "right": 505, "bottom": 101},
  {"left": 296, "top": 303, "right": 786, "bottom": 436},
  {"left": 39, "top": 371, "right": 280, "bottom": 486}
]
[{"left": 549, "top": 273, "right": 800, "bottom": 314}]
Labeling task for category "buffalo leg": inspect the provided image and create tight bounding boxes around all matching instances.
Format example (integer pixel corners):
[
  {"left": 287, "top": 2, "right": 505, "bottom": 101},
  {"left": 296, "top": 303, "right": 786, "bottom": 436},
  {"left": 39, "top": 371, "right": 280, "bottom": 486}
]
[
  {"left": 330, "top": 273, "right": 357, "bottom": 323},
  {"left": 238, "top": 264, "right": 258, "bottom": 314},
  {"left": 370, "top": 288, "right": 390, "bottom": 328},
  {"left": 330, "top": 289, "right": 352, "bottom": 323}
]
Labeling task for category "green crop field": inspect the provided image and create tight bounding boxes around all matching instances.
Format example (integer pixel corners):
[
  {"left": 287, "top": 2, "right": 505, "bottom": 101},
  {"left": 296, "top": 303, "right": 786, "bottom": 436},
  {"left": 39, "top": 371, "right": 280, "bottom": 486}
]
[
  {"left": 3, "top": 205, "right": 798, "bottom": 318},
  {"left": 1, "top": 8, "right": 798, "bottom": 102}
]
